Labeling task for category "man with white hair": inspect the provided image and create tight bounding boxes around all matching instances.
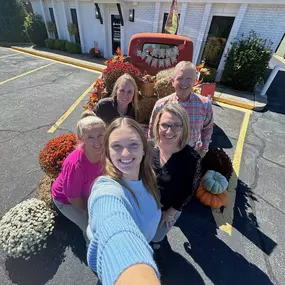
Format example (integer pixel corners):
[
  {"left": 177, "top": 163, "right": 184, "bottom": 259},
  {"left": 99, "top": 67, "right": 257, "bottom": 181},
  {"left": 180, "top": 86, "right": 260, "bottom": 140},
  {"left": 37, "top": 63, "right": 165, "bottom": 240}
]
[{"left": 148, "top": 61, "right": 213, "bottom": 158}]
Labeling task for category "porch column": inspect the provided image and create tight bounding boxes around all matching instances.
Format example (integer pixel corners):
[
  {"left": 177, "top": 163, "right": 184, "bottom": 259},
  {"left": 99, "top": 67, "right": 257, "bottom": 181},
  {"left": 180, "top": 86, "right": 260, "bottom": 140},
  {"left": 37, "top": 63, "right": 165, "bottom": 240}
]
[
  {"left": 61, "top": 0, "right": 71, "bottom": 41},
  {"left": 192, "top": 3, "right": 212, "bottom": 65},
  {"left": 216, "top": 4, "right": 248, "bottom": 82},
  {"left": 51, "top": 0, "right": 61, "bottom": 38},
  {"left": 39, "top": 0, "right": 50, "bottom": 38},
  {"left": 153, "top": 3, "right": 161, "bottom": 32},
  {"left": 75, "top": 0, "right": 85, "bottom": 52},
  {"left": 177, "top": 3, "right": 187, "bottom": 35}
]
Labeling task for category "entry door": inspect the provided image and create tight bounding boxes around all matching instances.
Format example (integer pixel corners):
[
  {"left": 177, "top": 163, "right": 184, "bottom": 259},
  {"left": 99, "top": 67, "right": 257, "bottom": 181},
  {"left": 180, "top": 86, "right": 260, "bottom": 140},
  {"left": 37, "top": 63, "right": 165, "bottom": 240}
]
[
  {"left": 202, "top": 16, "right": 235, "bottom": 68},
  {"left": 111, "top": 15, "right": 121, "bottom": 55}
]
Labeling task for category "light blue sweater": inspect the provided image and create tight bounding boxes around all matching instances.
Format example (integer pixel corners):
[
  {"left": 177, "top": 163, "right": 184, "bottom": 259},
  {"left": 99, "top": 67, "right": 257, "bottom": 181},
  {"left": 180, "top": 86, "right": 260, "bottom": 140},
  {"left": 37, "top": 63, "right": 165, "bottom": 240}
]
[{"left": 87, "top": 176, "right": 161, "bottom": 285}]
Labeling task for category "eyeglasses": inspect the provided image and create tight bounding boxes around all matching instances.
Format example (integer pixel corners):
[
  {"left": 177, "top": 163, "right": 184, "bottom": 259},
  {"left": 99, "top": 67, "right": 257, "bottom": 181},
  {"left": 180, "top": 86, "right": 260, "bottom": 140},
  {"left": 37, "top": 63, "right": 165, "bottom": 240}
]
[{"left": 159, "top": 123, "right": 182, "bottom": 132}]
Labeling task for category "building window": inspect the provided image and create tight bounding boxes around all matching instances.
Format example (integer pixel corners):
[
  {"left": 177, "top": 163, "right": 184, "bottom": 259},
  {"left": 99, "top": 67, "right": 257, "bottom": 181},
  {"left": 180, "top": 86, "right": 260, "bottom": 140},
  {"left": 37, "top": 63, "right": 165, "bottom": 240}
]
[
  {"left": 49, "top": 7, "right": 58, "bottom": 39},
  {"left": 162, "top": 13, "right": 180, "bottom": 35},
  {"left": 70, "top": 8, "right": 80, "bottom": 44}
]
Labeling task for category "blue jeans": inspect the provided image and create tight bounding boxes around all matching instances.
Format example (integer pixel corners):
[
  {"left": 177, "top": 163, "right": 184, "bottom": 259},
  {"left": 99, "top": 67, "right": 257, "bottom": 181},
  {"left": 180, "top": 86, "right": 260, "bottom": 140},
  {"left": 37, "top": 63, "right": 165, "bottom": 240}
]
[{"left": 152, "top": 211, "right": 182, "bottom": 243}]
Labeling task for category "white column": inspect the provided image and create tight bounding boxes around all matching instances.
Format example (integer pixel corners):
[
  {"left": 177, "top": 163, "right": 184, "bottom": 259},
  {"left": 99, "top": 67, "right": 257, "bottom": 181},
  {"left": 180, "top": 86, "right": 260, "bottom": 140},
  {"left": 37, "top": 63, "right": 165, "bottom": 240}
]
[
  {"left": 101, "top": 4, "right": 108, "bottom": 58},
  {"left": 177, "top": 3, "right": 187, "bottom": 35},
  {"left": 75, "top": 0, "right": 85, "bottom": 52},
  {"left": 61, "top": 0, "right": 70, "bottom": 41},
  {"left": 121, "top": 25, "right": 125, "bottom": 56},
  {"left": 192, "top": 3, "right": 212, "bottom": 65},
  {"left": 216, "top": 4, "right": 248, "bottom": 82},
  {"left": 51, "top": 0, "right": 61, "bottom": 39},
  {"left": 39, "top": 0, "right": 50, "bottom": 38},
  {"left": 153, "top": 3, "right": 161, "bottom": 33}
]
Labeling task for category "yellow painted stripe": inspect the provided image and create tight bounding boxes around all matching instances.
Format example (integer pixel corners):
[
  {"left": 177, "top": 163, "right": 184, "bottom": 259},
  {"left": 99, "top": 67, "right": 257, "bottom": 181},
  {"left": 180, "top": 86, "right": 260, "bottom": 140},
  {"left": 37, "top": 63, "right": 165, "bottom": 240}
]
[
  {"left": 0, "top": 62, "right": 54, "bottom": 85},
  {"left": 216, "top": 101, "right": 248, "bottom": 113},
  {"left": 0, "top": 53, "right": 20, "bottom": 59},
  {"left": 48, "top": 83, "right": 94, "bottom": 133},
  {"left": 214, "top": 97, "right": 254, "bottom": 111},
  {"left": 218, "top": 109, "right": 252, "bottom": 235},
  {"left": 10, "top": 47, "right": 103, "bottom": 74}
]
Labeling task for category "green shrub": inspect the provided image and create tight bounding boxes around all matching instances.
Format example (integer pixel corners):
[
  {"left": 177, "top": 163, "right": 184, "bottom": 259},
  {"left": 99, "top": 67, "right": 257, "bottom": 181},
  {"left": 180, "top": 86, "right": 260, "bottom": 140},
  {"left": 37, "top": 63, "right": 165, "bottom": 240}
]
[
  {"left": 24, "top": 13, "right": 48, "bottom": 47},
  {"left": 65, "top": 41, "right": 81, "bottom": 53},
  {"left": 54, "top": 39, "right": 66, "bottom": 51},
  {"left": 222, "top": 30, "right": 272, "bottom": 92},
  {"left": 44, "top": 38, "right": 55, "bottom": 49},
  {"left": 0, "top": 0, "right": 28, "bottom": 42}
]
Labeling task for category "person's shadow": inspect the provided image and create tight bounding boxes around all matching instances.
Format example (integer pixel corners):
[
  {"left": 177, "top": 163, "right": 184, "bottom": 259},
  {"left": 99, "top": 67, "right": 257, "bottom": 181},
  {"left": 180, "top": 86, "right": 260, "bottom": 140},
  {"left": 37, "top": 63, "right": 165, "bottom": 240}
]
[
  {"left": 177, "top": 180, "right": 276, "bottom": 285},
  {"left": 5, "top": 211, "right": 90, "bottom": 285},
  {"left": 153, "top": 238, "right": 205, "bottom": 285}
]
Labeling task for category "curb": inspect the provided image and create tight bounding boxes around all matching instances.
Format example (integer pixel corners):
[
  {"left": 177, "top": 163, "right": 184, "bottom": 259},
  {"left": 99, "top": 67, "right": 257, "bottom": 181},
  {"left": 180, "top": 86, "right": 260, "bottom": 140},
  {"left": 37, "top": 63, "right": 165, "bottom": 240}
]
[
  {"left": 10, "top": 46, "right": 106, "bottom": 73},
  {"left": 213, "top": 97, "right": 254, "bottom": 110}
]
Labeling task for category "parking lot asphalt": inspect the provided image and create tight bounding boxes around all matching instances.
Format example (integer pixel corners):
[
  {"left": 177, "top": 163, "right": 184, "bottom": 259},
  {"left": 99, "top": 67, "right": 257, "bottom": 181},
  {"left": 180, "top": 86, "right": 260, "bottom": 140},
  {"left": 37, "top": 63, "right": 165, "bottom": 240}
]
[{"left": 0, "top": 47, "right": 284, "bottom": 285}]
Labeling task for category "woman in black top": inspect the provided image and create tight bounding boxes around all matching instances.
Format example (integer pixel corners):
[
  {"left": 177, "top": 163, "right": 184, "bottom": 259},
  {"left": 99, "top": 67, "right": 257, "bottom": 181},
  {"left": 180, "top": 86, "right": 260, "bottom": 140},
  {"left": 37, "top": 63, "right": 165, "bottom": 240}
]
[
  {"left": 151, "top": 103, "right": 201, "bottom": 244},
  {"left": 94, "top": 74, "right": 138, "bottom": 125}
]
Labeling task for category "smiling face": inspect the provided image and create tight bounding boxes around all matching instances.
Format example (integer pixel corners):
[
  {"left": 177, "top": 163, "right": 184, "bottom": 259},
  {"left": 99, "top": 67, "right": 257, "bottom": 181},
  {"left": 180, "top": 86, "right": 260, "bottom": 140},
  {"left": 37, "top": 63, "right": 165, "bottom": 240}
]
[
  {"left": 81, "top": 124, "right": 105, "bottom": 155},
  {"left": 116, "top": 80, "right": 135, "bottom": 110},
  {"left": 108, "top": 125, "right": 144, "bottom": 180},
  {"left": 172, "top": 67, "right": 197, "bottom": 100},
  {"left": 158, "top": 111, "right": 183, "bottom": 148}
]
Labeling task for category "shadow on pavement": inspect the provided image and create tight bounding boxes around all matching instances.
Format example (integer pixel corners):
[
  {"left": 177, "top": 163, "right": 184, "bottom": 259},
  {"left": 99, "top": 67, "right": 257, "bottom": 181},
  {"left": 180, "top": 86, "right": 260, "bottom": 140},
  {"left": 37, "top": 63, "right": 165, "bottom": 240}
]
[
  {"left": 210, "top": 123, "right": 233, "bottom": 149},
  {"left": 233, "top": 180, "right": 277, "bottom": 256},
  {"left": 154, "top": 238, "right": 205, "bottom": 285},
  {"left": 265, "top": 69, "right": 285, "bottom": 115},
  {"left": 5, "top": 213, "right": 87, "bottom": 285},
  {"left": 177, "top": 179, "right": 276, "bottom": 285}
]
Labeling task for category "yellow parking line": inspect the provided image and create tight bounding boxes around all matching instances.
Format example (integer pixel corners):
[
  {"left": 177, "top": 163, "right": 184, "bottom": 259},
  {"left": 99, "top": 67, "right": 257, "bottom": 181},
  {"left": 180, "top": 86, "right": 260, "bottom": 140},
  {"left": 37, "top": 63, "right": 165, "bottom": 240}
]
[
  {"left": 10, "top": 48, "right": 102, "bottom": 74},
  {"left": 0, "top": 62, "right": 54, "bottom": 85},
  {"left": 218, "top": 109, "right": 252, "bottom": 236},
  {"left": 48, "top": 83, "right": 94, "bottom": 133},
  {"left": 215, "top": 101, "right": 249, "bottom": 113},
  {"left": 0, "top": 53, "right": 20, "bottom": 59}
]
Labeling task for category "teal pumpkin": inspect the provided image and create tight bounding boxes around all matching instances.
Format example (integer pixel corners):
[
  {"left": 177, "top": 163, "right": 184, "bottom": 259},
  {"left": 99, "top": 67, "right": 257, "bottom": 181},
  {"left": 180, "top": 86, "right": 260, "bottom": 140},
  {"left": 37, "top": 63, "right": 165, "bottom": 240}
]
[{"left": 202, "top": 170, "right": 228, "bottom": 194}]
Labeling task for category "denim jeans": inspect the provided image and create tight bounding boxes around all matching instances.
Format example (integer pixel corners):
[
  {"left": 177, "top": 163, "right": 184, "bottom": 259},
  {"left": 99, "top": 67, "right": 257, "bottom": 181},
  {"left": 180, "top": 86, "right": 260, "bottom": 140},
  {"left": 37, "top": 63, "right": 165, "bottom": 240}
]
[{"left": 152, "top": 210, "right": 182, "bottom": 243}]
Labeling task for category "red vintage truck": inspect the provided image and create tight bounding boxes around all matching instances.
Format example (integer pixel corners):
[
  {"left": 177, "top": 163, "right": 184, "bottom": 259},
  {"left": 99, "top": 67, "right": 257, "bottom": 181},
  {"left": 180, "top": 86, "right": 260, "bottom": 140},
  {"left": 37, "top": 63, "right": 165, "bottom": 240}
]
[{"left": 128, "top": 33, "right": 194, "bottom": 75}]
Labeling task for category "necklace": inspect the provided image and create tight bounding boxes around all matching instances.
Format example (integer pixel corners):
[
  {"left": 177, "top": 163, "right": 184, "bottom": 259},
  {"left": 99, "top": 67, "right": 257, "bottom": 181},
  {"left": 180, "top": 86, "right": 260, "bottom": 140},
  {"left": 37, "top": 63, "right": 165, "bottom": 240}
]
[{"left": 117, "top": 106, "right": 127, "bottom": 116}]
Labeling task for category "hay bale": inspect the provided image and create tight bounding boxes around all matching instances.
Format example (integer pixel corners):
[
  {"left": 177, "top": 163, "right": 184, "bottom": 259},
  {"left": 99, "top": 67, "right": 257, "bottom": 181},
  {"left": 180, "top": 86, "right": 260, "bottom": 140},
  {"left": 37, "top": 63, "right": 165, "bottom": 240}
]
[
  {"left": 137, "top": 95, "right": 158, "bottom": 123},
  {"left": 36, "top": 175, "right": 55, "bottom": 211},
  {"left": 154, "top": 67, "right": 175, "bottom": 98}
]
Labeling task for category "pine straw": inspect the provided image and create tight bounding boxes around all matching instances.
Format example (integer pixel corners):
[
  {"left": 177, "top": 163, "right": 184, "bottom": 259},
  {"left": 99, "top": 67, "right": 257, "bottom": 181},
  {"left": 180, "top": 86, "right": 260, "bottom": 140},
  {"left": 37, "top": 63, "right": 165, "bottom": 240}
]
[{"left": 36, "top": 175, "right": 55, "bottom": 211}]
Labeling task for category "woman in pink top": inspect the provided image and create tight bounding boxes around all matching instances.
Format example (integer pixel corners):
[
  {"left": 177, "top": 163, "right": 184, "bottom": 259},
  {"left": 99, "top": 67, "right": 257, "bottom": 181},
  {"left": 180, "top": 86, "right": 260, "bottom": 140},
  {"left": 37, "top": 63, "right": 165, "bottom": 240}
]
[{"left": 52, "top": 110, "right": 105, "bottom": 236}]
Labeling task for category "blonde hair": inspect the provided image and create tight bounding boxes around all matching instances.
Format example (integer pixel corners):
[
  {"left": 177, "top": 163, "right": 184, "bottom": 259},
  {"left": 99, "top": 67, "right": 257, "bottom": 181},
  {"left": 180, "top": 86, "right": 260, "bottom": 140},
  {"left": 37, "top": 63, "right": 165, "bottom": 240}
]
[
  {"left": 173, "top": 61, "right": 197, "bottom": 78},
  {"left": 77, "top": 110, "right": 105, "bottom": 140},
  {"left": 103, "top": 117, "right": 160, "bottom": 208},
  {"left": 153, "top": 103, "right": 190, "bottom": 149},
  {"left": 111, "top": 74, "right": 139, "bottom": 120}
]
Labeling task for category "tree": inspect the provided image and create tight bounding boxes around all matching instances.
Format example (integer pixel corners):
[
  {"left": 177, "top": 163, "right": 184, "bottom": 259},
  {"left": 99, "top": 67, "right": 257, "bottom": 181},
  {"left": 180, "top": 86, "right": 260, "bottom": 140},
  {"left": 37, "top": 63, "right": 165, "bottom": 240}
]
[
  {"left": 222, "top": 30, "right": 273, "bottom": 92},
  {"left": 0, "top": 0, "right": 27, "bottom": 42}
]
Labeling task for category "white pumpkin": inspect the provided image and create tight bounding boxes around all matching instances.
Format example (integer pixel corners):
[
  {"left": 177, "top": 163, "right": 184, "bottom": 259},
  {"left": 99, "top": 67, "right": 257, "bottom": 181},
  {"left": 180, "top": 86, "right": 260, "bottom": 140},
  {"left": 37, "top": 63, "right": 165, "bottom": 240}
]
[{"left": 202, "top": 170, "right": 228, "bottom": 194}]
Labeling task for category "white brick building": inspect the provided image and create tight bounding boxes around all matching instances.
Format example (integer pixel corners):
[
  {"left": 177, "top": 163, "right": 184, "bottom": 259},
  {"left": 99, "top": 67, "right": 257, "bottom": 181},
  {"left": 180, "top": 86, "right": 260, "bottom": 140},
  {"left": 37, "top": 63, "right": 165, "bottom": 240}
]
[{"left": 29, "top": 0, "right": 285, "bottom": 79}]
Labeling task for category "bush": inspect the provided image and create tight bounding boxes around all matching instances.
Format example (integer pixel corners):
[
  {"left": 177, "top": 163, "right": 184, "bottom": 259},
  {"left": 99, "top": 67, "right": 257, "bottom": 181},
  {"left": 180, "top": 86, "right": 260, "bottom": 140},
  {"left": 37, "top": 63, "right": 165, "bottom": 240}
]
[
  {"left": 39, "top": 134, "right": 77, "bottom": 179},
  {"left": 222, "top": 30, "right": 272, "bottom": 92},
  {"left": 54, "top": 39, "right": 67, "bottom": 51},
  {"left": 0, "top": 0, "right": 28, "bottom": 42},
  {"left": 102, "top": 62, "right": 142, "bottom": 94},
  {"left": 24, "top": 13, "right": 48, "bottom": 46},
  {"left": 44, "top": 38, "right": 55, "bottom": 49},
  {"left": 65, "top": 41, "right": 81, "bottom": 53}
]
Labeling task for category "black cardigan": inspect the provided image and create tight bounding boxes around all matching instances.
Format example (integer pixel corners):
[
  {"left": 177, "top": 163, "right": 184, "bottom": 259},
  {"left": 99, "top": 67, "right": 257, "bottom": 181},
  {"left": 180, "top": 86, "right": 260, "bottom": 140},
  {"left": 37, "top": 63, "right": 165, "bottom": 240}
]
[
  {"left": 94, "top": 97, "right": 135, "bottom": 125},
  {"left": 152, "top": 144, "right": 201, "bottom": 211}
]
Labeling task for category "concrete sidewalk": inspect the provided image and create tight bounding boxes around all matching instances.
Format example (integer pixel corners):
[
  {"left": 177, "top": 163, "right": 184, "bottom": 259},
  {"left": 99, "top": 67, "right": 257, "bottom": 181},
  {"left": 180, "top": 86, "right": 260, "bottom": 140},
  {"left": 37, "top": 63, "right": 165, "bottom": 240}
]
[{"left": 10, "top": 45, "right": 266, "bottom": 111}]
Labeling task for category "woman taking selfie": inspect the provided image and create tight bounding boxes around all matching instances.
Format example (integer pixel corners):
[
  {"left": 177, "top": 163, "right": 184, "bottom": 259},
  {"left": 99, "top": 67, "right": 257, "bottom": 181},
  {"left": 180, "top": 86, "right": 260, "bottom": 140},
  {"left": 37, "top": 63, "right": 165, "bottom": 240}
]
[
  {"left": 151, "top": 103, "right": 201, "bottom": 247},
  {"left": 87, "top": 117, "right": 161, "bottom": 285},
  {"left": 52, "top": 110, "right": 105, "bottom": 238},
  {"left": 94, "top": 74, "right": 139, "bottom": 125}
]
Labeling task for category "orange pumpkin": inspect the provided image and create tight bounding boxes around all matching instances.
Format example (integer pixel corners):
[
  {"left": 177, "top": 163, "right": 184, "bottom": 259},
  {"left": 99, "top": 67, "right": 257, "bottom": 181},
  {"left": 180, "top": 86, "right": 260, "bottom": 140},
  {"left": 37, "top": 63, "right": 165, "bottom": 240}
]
[{"left": 196, "top": 184, "right": 228, "bottom": 209}]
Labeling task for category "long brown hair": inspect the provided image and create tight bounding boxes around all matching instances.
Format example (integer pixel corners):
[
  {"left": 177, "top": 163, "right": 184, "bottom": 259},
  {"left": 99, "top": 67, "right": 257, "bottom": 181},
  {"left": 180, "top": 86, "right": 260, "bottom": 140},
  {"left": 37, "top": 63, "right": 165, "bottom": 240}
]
[
  {"left": 111, "top": 74, "right": 139, "bottom": 121},
  {"left": 103, "top": 117, "right": 160, "bottom": 208}
]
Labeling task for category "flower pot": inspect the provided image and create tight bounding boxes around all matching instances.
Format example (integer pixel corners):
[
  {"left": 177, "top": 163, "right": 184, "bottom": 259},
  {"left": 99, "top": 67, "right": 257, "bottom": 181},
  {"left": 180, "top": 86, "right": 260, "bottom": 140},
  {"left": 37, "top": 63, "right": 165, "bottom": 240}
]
[{"left": 140, "top": 82, "right": 155, "bottom": 97}]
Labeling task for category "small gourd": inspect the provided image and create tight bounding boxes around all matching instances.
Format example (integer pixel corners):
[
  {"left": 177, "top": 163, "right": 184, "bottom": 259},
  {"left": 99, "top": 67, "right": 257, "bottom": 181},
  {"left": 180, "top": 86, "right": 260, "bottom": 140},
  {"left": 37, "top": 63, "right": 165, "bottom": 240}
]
[{"left": 202, "top": 170, "right": 228, "bottom": 194}]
